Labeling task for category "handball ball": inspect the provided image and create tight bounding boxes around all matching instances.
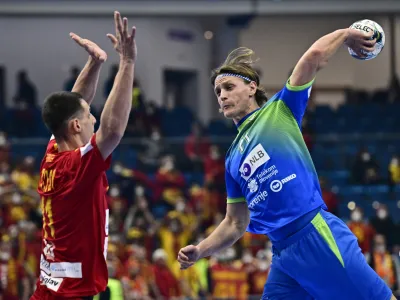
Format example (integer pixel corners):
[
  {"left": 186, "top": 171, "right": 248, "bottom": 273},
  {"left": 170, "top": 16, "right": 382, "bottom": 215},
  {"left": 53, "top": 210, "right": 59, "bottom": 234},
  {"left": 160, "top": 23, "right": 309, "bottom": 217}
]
[{"left": 348, "top": 19, "right": 385, "bottom": 60}]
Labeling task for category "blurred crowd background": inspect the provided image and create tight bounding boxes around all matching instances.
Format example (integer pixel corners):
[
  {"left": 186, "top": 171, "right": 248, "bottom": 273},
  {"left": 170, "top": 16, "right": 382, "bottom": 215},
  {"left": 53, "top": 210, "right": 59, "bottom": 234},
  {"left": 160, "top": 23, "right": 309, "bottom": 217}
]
[{"left": 1, "top": 0, "right": 400, "bottom": 299}]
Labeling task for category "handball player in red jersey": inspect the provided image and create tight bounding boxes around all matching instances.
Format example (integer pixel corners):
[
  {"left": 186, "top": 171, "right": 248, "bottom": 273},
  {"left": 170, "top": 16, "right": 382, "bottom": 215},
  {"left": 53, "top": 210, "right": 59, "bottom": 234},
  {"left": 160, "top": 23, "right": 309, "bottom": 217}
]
[{"left": 30, "top": 11, "right": 137, "bottom": 300}]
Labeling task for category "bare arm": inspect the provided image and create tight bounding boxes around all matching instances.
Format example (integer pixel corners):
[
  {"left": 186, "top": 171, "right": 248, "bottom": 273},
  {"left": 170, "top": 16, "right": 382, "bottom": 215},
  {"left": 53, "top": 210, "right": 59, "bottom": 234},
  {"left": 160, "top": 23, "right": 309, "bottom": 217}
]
[
  {"left": 290, "top": 28, "right": 376, "bottom": 87},
  {"left": 177, "top": 202, "right": 249, "bottom": 269},
  {"left": 96, "top": 11, "right": 137, "bottom": 159},
  {"left": 69, "top": 33, "right": 107, "bottom": 104}
]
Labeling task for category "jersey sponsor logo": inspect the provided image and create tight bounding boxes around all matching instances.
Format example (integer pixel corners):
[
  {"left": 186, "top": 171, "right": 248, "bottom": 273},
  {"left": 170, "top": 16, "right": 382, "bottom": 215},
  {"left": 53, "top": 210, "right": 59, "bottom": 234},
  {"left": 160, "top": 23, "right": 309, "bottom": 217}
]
[
  {"left": 40, "top": 271, "right": 63, "bottom": 292},
  {"left": 240, "top": 144, "right": 270, "bottom": 181},
  {"left": 247, "top": 178, "right": 258, "bottom": 193},
  {"left": 248, "top": 190, "right": 268, "bottom": 209},
  {"left": 43, "top": 240, "right": 55, "bottom": 261},
  {"left": 270, "top": 174, "right": 296, "bottom": 192},
  {"left": 50, "top": 262, "right": 82, "bottom": 278},
  {"left": 256, "top": 165, "right": 278, "bottom": 183}
]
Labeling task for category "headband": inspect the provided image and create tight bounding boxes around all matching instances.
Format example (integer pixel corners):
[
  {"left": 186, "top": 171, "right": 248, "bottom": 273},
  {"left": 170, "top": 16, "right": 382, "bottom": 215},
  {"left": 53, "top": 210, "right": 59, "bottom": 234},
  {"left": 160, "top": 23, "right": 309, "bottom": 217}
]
[{"left": 215, "top": 73, "right": 252, "bottom": 83}]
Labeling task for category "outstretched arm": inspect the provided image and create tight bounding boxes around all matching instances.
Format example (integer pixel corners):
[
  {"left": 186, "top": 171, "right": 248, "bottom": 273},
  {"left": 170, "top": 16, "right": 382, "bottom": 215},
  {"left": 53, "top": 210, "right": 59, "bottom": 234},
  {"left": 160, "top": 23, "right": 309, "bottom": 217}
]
[
  {"left": 70, "top": 33, "right": 107, "bottom": 104},
  {"left": 177, "top": 202, "right": 249, "bottom": 269},
  {"left": 290, "top": 28, "right": 376, "bottom": 87},
  {"left": 96, "top": 11, "right": 137, "bottom": 159}
]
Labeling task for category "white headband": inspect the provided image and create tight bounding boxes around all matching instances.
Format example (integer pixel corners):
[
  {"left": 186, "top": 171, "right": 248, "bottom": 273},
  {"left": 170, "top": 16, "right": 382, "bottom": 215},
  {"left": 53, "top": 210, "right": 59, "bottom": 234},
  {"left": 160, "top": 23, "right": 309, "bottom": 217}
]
[{"left": 215, "top": 73, "right": 252, "bottom": 83}]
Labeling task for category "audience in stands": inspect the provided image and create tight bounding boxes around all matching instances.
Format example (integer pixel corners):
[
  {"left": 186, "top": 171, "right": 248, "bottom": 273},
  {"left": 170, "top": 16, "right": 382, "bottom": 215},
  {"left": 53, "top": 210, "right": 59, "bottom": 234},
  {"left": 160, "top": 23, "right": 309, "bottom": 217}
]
[
  {"left": 351, "top": 148, "right": 381, "bottom": 185},
  {"left": 347, "top": 207, "right": 375, "bottom": 254},
  {"left": 14, "top": 70, "right": 37, "bottom": 108}
]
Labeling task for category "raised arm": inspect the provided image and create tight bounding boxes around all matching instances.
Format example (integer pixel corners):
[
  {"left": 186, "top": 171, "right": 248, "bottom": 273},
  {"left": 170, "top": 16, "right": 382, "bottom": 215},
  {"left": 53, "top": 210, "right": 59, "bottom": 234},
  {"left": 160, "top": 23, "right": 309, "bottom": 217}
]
[
  {"left": 96, "top": 11, "right": 137, "bottom": 159},
  {"left": 177, "top": 202, "right": 250, "bottom": 269},
  {"left": 290, "top": 28, "right": 376, "bottom": 87},
  {"left": 69, "top": 33, "right": 107, "bottom": 104}
]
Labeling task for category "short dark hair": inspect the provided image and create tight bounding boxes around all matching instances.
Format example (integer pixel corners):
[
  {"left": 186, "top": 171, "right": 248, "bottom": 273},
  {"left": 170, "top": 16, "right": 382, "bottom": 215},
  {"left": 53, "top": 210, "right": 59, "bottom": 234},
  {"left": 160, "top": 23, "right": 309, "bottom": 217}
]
[
  {"left": 42, "top": 91, "right": 84, "bottom": 139},
  {"left": 211, "top": 47, "right": 268, "bottom": 107}
]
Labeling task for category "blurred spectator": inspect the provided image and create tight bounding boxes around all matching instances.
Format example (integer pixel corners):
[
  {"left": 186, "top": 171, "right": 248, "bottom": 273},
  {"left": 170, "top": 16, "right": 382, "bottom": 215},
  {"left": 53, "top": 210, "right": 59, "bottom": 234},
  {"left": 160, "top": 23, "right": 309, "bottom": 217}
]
[
  {"left": 138, "top": 127, "right": 166, "bottom": 172},
  {"left": 351, "top": 148, "right": 381, "bottom": 185},
  {"left": 319, "top": 176, "right": 339, "bottom": 216},
  {"left": 0, "top": 234, "right": 30, "bottom": 300},
  {"left": 370, "top": 204, "right": 397, "bottom": 249},
  {"left": 209, "top": 247, "right": 248, "bottom": 299},
  {"left": 0, "top": 132, "right": 10, "bottom": 164},
  {"left": 123, "top": 245, "right": 161, "bottom": 299},
  {"left": 132, "top": 79, "right": 145, "bottom": 112},
  {"left": 13, "top": 70, "right": 37, "bottom": 108},
  {"left": 203, "top": 144, "right": 225, "bottom": 192},
  {"left": 184, "top": 122, "right": 211, "bottom": 171},
  {"left": 152, "top": 249, "right": 181, "bottom": 300},
  {"left": 104, "top": 64, "right": 118, "bottom": 99},
  {"left": 347, "top": 207, "right": 375, "bottom": 255},
  {"left": 11, "top": 156, "right": 38, "bottom": 195},
  {"left": 248, "top": 249, "right": 272, "bottom": 298},
  {"left": 121, "top": 259, "right": 152, "bottom": 300},
  {"left": 158, "top": 215, "right": 191, "bottom": 269},
  {"left": 389, "top": 155, "right": 400, "bottom": 185},
  {"left": 108, "top": 184, "right": 128, "bottom": 235},
  {"left": 369, "top": 234, "right": 398, "bottom": 291},
  {"left": 155, "top": 155, "right": 186, "bottom": 207},
  {"left": 95, "top": 251, "right": 124, "bottom": 300},
  {"left": 63, "top": 66, "right": 80, "bottom": 92}
]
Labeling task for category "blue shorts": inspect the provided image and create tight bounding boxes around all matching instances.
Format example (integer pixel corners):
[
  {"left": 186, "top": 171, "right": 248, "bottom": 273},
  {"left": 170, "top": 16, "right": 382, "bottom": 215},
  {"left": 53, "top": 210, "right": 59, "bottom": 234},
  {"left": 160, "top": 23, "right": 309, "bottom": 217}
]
[{"left": 263, "top": 209, "right": 392, "bottom": 300}]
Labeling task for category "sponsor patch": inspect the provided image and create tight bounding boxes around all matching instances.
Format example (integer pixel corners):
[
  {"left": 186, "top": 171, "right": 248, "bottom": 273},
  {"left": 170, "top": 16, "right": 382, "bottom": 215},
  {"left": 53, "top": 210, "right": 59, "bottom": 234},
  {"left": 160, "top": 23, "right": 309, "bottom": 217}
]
[{"left": 240, "top": 144, "right": 270, "bottom": 181}]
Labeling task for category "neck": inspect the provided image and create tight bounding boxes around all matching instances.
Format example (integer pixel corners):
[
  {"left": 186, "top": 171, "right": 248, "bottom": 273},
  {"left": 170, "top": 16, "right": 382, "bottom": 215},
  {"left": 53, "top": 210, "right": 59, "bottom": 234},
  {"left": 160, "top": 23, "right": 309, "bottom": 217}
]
[
  {"left": 56, "top": 135, "right": 85, "bottom": 152},
  {"left": 233, "top": 103, "right": 260, "bottom": 125}
]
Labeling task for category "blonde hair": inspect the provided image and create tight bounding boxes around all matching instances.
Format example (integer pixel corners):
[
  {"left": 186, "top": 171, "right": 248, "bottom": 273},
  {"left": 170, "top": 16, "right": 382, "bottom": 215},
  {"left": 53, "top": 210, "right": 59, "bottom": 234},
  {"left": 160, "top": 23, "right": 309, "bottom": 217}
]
[{"left": 211, "top": 47, "right": 268, "bottom": 107}]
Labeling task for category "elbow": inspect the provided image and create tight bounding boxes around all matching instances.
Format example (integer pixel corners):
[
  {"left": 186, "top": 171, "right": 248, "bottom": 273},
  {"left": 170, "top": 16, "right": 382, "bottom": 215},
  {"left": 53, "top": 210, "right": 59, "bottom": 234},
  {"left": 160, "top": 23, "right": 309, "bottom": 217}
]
[
  {"left": 227, "top": 215, "right": 250, "bottom": 236},
  {"left": 305, "top": 47, "right": 327, "bottom": 71}
]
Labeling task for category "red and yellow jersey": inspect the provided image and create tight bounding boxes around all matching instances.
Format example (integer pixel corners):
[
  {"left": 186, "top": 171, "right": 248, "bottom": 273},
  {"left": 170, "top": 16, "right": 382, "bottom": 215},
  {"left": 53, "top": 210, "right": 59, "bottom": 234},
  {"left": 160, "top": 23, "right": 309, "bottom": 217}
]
[{"left": 36, "top": 134, "right": 111, "bottom": 298}]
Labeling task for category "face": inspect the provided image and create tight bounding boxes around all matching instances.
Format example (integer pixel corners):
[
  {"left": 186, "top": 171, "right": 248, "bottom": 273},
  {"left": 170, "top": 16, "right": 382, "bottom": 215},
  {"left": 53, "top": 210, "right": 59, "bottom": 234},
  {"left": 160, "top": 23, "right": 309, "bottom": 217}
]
[
  {"left": 214, "top": 76, "right": 257, "bottom": 123},
  {"left": 73, "top": 100, "right": 96, "bottom": 144}
]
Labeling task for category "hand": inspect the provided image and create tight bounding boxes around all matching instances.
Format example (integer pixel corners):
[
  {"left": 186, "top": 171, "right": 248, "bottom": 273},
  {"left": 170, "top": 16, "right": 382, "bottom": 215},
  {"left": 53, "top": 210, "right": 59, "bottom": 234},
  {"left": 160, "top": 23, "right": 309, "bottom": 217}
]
[
  {"left": 107, "top": 11, "right": 137, "bottom": 62},
  {"left": 69, "top": 33, "right": 107, "bottom": 62},
  {"left": 345, "top": 28, "right": 376, "bottom": 58},
  {"left": 177, "top": 245, "right": 200, "bottom": 270}
]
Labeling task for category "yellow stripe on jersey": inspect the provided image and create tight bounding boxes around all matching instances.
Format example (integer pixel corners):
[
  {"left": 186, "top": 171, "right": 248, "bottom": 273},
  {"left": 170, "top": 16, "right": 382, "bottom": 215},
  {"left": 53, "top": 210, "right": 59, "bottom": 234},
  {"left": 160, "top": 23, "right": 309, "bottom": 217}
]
[
  {"left": 311, "top": 213, "right": 345, "bottom": 267},
  {"left": 227, "top": 197, "right": 246, "bottom": 204}
]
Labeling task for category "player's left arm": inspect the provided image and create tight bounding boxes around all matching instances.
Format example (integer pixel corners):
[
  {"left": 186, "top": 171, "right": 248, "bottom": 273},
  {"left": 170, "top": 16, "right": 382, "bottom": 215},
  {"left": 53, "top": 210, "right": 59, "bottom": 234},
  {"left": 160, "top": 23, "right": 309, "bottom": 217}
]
[
  {"left": 70, "top": 33, "right": 107, "bottom": 105},
  {"left": 290, "top": 28, "right": 375, "bottom": 87}
]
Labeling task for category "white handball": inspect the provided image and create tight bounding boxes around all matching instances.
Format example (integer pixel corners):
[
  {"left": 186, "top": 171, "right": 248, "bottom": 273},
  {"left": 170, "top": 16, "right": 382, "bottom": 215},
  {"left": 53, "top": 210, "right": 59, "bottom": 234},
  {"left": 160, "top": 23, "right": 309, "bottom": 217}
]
[{"left": 348, "top": 19, "right": 385, "bottom": 60}]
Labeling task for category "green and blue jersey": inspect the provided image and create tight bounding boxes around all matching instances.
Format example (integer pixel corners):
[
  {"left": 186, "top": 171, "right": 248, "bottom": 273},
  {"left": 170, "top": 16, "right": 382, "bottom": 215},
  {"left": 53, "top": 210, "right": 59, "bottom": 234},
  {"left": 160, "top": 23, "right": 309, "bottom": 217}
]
[{"left": 225, "top": 79, "right": 326, "bottom": 236}]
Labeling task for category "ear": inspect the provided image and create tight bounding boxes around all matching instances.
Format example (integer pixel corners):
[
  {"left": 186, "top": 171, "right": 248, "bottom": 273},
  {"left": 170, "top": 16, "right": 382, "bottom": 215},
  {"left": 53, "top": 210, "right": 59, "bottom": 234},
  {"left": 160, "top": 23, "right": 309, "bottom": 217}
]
[
  {"left": 69, "top": 118, "right": 81, "bottom": 134},
  {"left": 249, "top": 81, "right": 257, "bottom": 96}
]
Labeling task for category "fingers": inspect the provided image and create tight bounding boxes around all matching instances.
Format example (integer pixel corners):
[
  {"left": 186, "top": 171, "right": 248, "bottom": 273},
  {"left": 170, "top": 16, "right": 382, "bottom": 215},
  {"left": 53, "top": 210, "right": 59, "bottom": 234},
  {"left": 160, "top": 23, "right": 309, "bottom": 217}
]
[
  {"left": 123, "top": 17, "right": 128, "bottom": 38},
  {"left": 130, "top": 26, "right": 136, "bottom": 43},
  {"left": 114, "top": 11, "right": 123, "bottom": 38},
  {"left": 70, "top": 32, "right": 85, "bottom": 47},
  {"left": 107, "top": 34, "right": 118, "bottom": 47},
  {"left": 178, "top": 251, "right": 189, "bottom": 262},
  {"left": 363, "top": 38, "right": 376, "bottom": 47}
]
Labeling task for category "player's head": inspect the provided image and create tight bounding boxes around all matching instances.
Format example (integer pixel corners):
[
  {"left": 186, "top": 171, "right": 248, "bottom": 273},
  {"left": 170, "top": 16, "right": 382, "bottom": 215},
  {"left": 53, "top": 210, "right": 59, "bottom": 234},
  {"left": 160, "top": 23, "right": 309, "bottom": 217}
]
[
  {"left": 42, "top": 91, "right": 96, "bottom": 144},
  {"left": 211, "top": 47, "right": 268, "bottom": 122}
]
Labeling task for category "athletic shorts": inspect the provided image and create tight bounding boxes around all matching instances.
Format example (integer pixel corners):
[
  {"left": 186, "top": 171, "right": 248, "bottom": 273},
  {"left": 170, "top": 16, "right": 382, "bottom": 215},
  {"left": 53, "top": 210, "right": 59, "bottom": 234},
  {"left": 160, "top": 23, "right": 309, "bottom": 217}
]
[{"left": 262, "top": 209, "right": 392, "bottom": 300}]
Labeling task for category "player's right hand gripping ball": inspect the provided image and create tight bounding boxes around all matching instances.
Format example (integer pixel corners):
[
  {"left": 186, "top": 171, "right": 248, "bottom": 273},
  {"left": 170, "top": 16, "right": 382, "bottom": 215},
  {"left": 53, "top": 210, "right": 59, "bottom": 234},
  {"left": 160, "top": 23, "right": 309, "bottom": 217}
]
[{"left": 348, "top": 19, "right": 385, "bottom": 60}]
